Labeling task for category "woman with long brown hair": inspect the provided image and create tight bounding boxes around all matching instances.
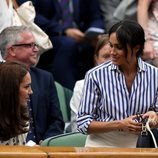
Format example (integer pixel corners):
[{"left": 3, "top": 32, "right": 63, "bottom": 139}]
[{"left": 0, "top": 61, "right": 33, "bottom": 145}]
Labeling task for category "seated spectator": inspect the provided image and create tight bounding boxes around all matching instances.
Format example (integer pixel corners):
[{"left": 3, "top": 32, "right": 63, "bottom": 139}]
[
  {"left": 70, "top": 34, "right": 111, "bottom": 132},
  {"left": 0, "top": 61, "right": 32, "bottom": 145},
  {"left": 17, "top": 0, "right": 105, "bottom": 90},
  {"left": 0, "top": 26, "right": 64, "bottom": 145}
]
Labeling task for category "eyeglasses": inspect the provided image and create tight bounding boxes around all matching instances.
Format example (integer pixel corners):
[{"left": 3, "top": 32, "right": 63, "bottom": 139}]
[{"left": 12, "top": 42, "right": 39, "bottom": 49}]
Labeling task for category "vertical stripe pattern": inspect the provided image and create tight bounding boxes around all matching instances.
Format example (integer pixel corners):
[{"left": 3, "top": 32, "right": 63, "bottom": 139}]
[{"left": 77, "top": 59, "right": 158, "bottom": 134}]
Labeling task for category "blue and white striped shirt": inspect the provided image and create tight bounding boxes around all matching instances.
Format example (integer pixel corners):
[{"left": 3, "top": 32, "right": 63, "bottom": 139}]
[{"left": 77, "top": 58, "right": 158, "bottom": 134}]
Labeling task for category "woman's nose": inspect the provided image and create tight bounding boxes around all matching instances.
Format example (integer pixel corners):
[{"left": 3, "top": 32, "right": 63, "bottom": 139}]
[
  {"left": 110, "top": 47, "right": 116, "bottom": 55},
  {"left": 29, "top": 88, "right": 33, "bottom": 95}
]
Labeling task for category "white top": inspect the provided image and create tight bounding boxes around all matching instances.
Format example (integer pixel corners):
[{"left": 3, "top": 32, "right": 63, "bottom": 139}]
[
  {"left": 70, "top": 80, "right": 84, "bottom": 132},
  {"left": 85, "top": 131, "right": 138, "bottom": 148},
  {"left": 0, "top": 0, "right": 13, "bottom": 62},
  {"left": 0, "top": 0, "right": 13, "bottom": 33}
]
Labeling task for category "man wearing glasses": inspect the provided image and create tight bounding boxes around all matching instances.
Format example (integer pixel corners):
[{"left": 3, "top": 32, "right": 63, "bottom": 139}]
[{"left": 0, "top": 26, "right": 64, "bottom": 145}]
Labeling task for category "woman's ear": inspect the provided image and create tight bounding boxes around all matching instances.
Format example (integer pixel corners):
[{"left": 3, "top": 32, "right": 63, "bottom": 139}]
[{"left": 134, "top": 45, "right": 141, "bottom": 54}]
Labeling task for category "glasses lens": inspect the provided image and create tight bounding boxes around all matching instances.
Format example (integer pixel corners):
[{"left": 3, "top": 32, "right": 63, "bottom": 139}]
[
  {"left": 12, "top": 43, "right": 39, "bottom": 49},
  {"left": 33, "top": 43, "right": 39, "bottom": 48}
]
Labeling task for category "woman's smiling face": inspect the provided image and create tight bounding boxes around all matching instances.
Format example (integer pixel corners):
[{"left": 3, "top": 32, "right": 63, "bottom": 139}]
[{"left": 19, "top": 72, "right": 33, "bottom": 106}]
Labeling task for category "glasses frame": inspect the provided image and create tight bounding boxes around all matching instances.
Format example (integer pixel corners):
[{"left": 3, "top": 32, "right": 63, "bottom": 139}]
[{"left": 12, "top": 42, "right": 39, "bottom": 49}]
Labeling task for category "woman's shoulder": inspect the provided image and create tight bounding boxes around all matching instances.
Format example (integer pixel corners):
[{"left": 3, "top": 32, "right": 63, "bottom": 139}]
[{"left": 0, "top": 133, "right": 27, "bottom": 146}]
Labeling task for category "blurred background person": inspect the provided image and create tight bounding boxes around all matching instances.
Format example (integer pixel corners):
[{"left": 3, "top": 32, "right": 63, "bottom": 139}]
[
  {"left": 137, "top": 0, "right": 158, "bottom": 67},
  {"left": 0, "top": 0, "right": 14, "bottom": 61},
  {"left": 0, "top": 61, "right": 32, "bottom": 145},
  {"left": 99, "top": 0, "right": 137, "bottom": 32},
  {"left": 70, "top": 34, "right": 111, "bottom": 132},
  {"left": 0, "top": 0, "right": 13, "bottom": 33}
]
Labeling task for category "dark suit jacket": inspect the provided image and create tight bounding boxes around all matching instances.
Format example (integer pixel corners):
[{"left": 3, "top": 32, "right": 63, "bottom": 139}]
[
  {"left": 29, "top": 67, "right": 64, "bottom": 144},
  {"left": 17, "top": 0, "right": 104, "bottom": 36}
]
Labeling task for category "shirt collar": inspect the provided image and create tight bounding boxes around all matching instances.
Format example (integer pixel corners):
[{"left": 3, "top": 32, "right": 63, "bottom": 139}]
[{"left": 110, "top": 58, "right": 146, "bottom": 73}]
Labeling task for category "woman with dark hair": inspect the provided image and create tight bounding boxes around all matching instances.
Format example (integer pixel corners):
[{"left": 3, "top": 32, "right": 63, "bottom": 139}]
[
  {"left": 77, "top": 20, "right": 158, "bottom": 147},
  {"left": 0, "top": 61, "right": 33, "bottom": 145}
]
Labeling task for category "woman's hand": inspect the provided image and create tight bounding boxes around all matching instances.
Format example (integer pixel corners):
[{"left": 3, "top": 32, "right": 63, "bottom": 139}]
[
  {"left": 143, "top": 111, "right": 158, "bottom": 128},
  {"left": 119, "top": 116, "right": 142, "bottom": 134}
]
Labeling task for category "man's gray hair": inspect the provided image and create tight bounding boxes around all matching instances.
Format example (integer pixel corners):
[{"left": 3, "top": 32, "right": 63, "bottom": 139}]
[{"left": 0, "top": 26, "right": 32, "bottom": 58}]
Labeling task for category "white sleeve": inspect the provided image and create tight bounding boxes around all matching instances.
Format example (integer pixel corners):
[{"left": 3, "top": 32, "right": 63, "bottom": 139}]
[
  {"left": 70, "top": 80, "right": 84, "bottom": 132},
  {"left": 0, "top": 0, "right": 13, "bottom": 33}
]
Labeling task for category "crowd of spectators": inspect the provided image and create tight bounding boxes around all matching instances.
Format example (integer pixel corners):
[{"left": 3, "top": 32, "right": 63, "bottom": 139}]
[{"left": 1, "top": 0, "right": 158, "bottom": 148}]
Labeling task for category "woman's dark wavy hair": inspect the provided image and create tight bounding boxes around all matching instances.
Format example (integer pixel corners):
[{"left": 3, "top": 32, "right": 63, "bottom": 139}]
[
  {"left": 108, "top": 20, "right": 145, "bottom": 58},
  {"left": 0, "top": 61, "right": 29, "bottom": 141}
]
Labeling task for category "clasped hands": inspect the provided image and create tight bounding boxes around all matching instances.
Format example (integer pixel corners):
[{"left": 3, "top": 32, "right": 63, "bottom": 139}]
[{"left": 119, "top": 111, "right": 158, "bottom": 135}]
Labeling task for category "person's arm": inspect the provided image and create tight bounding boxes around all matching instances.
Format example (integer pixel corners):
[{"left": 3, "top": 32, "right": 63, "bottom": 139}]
[
  {"left": 87, "top": 116, "right": 141, "bottom": 135},
  {"left": 137, "top": 0, "right": 155, "bottom": 60},
  {"left": 137, "top": 0, "right": 152, "bottom": 33},
  {"left": 64, "top": 28, "right": 85, "bottom": 43}
]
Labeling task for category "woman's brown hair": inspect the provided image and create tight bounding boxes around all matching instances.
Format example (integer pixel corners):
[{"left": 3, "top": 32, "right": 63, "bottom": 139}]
[
  {"left": 0, "top": 61, "right": 29, "bottom": 141},
  {"left": 93, "top": 34, "right": 109, "bottom": 65}
]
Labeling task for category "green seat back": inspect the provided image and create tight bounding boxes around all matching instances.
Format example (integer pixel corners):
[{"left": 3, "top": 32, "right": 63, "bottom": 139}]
[
  {"left": 41, "top": 132, "right": 87, "bottom": 147},
  {"left": 55, "top": 82, "right": 73, "bottom": 122}
]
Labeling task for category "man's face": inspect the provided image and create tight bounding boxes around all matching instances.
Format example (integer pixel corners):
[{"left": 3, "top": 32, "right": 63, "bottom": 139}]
[{"left": 9, "top": 31, "right": 39, "bottom": 67}]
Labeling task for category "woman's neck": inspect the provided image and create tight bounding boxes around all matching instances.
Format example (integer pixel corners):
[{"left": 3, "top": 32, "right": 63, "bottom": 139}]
[{"left": 120, "top": 58, "right": 138, "bottom": 75}]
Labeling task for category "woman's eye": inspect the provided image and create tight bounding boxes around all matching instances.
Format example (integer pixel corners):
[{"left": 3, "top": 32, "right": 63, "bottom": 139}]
[
  {"left": 25, "top": 84, "right": 31, "bottom": 89},
  {"left": 116, "top": 45, "right": 123, "bottom": 50},
  {"left": 109, "top": 43, "right": 113, "bottom": 48}
]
